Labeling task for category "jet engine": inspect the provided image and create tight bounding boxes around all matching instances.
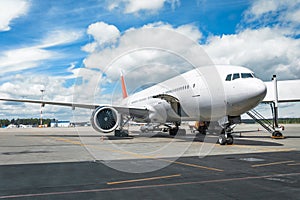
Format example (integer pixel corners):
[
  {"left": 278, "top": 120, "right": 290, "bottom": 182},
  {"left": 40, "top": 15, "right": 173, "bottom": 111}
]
[{"left": 91, "top": 107, "right": 119, "bottom": 133}]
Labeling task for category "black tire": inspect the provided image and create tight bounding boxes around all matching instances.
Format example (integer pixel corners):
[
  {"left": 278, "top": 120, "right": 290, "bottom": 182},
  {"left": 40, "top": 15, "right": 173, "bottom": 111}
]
[
  {"left": 169, "top": 127, "right": 178, "bottom": 136},
  {"left": 218, "top": 134, "right": 227, "bottom": 145},
  {"left": 273, "top": 131, "right": 283, "bottom": 137},
  {"left": 198, "top": 128, "right": 207, "bottom": 135},
  {"left": 115, "top": 130, "right": 128, "bottom": 137},
  {"left": 115, "top": 130, "right": 121, "bottom": 137},
  {"left": 226, "top": 134, "right": 234, "bottom": 145}
]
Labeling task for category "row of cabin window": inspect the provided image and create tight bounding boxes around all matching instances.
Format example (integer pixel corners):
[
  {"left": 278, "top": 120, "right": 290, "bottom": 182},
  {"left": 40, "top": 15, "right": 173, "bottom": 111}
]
[
  {"left": 225, "top": 73, "right": 255, "bottom": 81},
  {"left": 165, "top": 84, "right": 190, "bottom": 94}
]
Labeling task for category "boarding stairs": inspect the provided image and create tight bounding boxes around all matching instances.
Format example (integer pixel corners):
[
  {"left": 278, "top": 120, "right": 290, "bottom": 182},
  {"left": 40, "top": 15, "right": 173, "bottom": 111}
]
[{"left": 246, "top": 109, "right": 275, "bottom": 134}]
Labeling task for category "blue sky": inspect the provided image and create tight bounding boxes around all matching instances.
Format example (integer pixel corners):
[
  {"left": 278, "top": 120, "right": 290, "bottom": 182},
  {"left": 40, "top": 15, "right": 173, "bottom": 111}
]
[
  {"left": 0, "top": 0, "right": 299, "bottom": 120},
  {"left": 0, "top": 0, "right": 251, "bottom": 78}
]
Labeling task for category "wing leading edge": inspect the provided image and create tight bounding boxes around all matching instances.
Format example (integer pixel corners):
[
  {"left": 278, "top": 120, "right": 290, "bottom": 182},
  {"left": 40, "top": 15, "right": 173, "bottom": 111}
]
[{"left": 0, "top": 98, "right": 149, "bottom": 119}]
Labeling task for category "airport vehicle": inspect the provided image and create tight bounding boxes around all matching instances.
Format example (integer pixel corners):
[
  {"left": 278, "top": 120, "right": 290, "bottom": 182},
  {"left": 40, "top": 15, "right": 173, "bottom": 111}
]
[{"left": 1, "top": 65, "right": 299, "bottom": 145}]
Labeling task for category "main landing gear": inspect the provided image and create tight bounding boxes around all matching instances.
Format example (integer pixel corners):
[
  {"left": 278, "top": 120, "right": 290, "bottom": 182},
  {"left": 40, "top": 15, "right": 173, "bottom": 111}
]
[
  {"left": 218, "top": 132, "right": 234, "bottom": 145},
  {"left": 169, "top": 126, "right": 179, "bottom": 136},
  {"left": 114, "top": 115, "right": 131, "bottom": 137},
  {"left": 114, "top": 129, "right": 129, "bottom": 137},
  {"left": 167, "top": 122, "right": 186, "bottom": 136}
]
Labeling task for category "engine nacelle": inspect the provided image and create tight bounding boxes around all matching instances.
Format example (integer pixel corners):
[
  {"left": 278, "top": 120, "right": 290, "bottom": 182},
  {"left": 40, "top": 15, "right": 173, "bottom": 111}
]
[{"left": 91, "top": 107, "right": 119, "bottom": 133}]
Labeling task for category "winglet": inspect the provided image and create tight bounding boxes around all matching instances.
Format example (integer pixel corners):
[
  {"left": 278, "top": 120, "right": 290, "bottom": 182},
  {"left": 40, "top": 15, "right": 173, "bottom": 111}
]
[{"left": 120, "top": 71, "right": 128, "bottom": 99}]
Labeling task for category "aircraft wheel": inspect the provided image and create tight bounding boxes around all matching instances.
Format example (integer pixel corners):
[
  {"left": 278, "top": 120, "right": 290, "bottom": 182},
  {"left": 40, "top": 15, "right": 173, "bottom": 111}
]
[
  {"left": 169, "top": 127, "right": 178, "bottom": 136},
  {"left": 115, "top": 130, "right": 129, "bottom": 137},
  {"left": 218, "top": 134, "right": 227, "bottom": 145},
  {"left": 162, "top": 128, "right": 168, "bottom": 132},
  {"left": 273, "top": 131, "right": 282, "bottom": 137},
  {"left": 226, "top": 134, "right": 234, "bottom": 145}
]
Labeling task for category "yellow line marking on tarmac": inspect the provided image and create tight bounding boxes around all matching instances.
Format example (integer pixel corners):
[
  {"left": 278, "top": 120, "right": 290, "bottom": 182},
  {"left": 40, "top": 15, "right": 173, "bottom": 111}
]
[
  {"left": 255, "top": 148, "right": 296, "bottom": 152},
  {"left": 1, "top": 172, "right": 299, "bottom": 199},
  {"left": 252, "top": 160, "right": 295, "bottom": 168},
  {"left": 232, "top": 144, "right": 292, "bottom": 150},
  {"left": 107, "top": 174, "right": 181, "bottom": 185},
  {"left": 50, "top": 136, "right": 224, "bottom": 172},
  {"left": 51, "top": 137, "right": 83, "bottom": 145},
  {"left": 157, "top": 159, "right": 224, "bottom": 172},
  {"left": 232, "top": 144, "right": 296, "bottom": 153}
]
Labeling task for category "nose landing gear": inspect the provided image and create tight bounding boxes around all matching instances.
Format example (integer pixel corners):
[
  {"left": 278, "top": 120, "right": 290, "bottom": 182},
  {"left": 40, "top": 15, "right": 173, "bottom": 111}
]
[{"left": 218, "top": 132, "right": 234, "bottom": 145}]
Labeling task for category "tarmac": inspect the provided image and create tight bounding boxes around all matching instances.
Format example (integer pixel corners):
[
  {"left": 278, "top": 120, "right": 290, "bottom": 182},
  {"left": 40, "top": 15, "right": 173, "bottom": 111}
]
[{"left": 0, "top": 124, "right": 299, "bottom": 199}]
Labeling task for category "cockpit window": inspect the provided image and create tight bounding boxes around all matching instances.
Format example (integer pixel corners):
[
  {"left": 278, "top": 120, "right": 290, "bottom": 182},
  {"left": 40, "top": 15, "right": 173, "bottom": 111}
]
[
  {"left": 241, "top": 73, "right": 254, "bottom": 78},
  {"left": 226, "top": 72, "right": 255, "bottom": 81},
  {"left": 232, "top": 73, "right": 240, "bottom": 80},
  {"left": 225, "top": 74, "right": 232, "bottom": 81}
]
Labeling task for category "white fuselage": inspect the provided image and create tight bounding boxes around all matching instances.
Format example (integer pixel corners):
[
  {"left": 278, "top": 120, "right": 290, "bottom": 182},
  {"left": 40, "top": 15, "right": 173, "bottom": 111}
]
[{"left": 123, "top": 65, "right": 267, "bottom": 123}]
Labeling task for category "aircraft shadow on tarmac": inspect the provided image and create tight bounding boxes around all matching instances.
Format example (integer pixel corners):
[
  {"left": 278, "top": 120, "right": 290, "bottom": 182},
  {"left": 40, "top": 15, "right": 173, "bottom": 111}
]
[
  {"left": 225, "top": 138, "right": 283, "bottom": 146},
  {"left": 239, "top": 135, "right": 300, "bottom": 139},
  {"left": 15, "top": 132, "right": 283, "bottom": 146},
  {"left": 132, "top": 131, "right": 283, "bottom": 147},
  {"left": 17, "top": 134, "right": 105, "bottom": 138},
  {"left": 0, "top": 144, "right": 85, "bottom": 148},
  {"left": 16, "top": 134, "right": 135, "bottom": 140},
  {"left": 191, "top": 135, "right": 283, "bottom": 146},
  {"left": 1, "top": 150, "right": 52, "bottom": 155}
]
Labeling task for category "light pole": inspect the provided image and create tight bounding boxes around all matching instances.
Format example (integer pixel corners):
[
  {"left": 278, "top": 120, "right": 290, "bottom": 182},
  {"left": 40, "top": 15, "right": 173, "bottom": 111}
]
[{"left": 40, "top": 89, "right": 45, "bottom": 126}]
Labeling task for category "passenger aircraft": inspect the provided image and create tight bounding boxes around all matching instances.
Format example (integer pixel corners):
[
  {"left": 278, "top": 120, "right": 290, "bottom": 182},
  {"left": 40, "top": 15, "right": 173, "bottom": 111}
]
[{"left": 0, "top": 65, "right": 267, "bottom": 145}]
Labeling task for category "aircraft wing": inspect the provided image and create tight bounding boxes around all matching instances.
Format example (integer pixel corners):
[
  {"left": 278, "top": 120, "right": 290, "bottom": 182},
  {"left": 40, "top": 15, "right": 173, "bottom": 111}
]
[
  {"left": 263, "top": 80, "right": 300, "bottom": 103},
  {"left": 0, "top": 98, "right": 149, "bottom": 119}
]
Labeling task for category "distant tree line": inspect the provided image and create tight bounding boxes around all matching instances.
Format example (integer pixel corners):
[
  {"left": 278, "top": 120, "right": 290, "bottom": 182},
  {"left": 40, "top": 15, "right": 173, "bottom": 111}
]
[
  {"left": 242, "top": 118, "right": 300, "bottom": 124},
  {"left": 0, "top": 118, "right": 54, "bottom": 127},
  {"left": 277, "top": 118, "right": 300, "bottom": 124}
]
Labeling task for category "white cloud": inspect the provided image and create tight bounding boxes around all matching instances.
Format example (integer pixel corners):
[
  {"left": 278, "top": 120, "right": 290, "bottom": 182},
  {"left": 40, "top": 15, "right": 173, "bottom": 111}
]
[
  {"left": 246, "top": 0, "right": 278, "bottom": 18},
  {"left": 0, "top": 73, "right": 75, "bottom": 120},
  {"left": 203, "top": 1, "right": 300, "bottom": 81},
  {"left": 0, "top": 29, "right": 83, "bottom": 74},
  {"left": 142, "top": 22, "right": 202, "bottom": 42},
  {"left": 107, "top": 0, "right": 180, "bottom": 14},
  {"left": 82, "top": 22, "right": 120, "bottom": 53},
  {"left": 0, "top": 47, "right": 56, "bottom": 74},
  {"left": 242, "top": 0, "right": 300, "bottom": 34},
  {"left": 39, "top": 29, "right": 83, "bottom": 48},
  {"left": 83, "top": 22, "right": 207, "bottom": 77},
  {"left": 0, "top": 73, "right": 73, "bottom": 100},
  {"left": 204, "top": 27, "right": 300, "bottom": 80},
  {"left": 81, "top": 21, "right": 212, "bottom": 105},
  {"left": 81, "top": 42, "right": 98, "bottom": 53},
  {"left": 108, "top": 2, "right": 118, "bottom": 11},
  {"left": 285, "top": 8, "right": 300, "bottom": 23},
  {"left": 0, "top": 0, "right": 29, "bottom": 31},
  {"left": 0, "top": 67, "right": 97, "bottom": 121},
  {"left": 125, "top": 0, "right": 166, "bottom": 13},
  {"left": 174, "top": 24, "right": 202, "bottom": 42}
]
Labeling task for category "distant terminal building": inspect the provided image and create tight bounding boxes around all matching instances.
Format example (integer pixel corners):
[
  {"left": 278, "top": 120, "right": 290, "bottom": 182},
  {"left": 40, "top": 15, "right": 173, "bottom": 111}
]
[{"left": 50, "top": 120, "right": 71, "bottom": 128}]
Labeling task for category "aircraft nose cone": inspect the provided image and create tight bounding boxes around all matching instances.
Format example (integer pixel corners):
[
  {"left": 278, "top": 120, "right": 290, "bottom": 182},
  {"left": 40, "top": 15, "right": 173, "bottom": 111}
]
[{"left": 255, "top": 80, "right": 267, "bottom": 101}]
